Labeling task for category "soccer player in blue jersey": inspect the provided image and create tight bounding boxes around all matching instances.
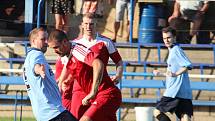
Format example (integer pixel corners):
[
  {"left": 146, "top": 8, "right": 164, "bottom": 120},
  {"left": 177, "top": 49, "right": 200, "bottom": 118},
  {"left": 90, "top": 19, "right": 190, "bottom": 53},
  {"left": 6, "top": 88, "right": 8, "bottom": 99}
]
[
  {"left": 153, "top": 27, "right": 193, "bottom": 121},
  {"left": 23, "top": 28, "right": 77, "bottom": 121}
]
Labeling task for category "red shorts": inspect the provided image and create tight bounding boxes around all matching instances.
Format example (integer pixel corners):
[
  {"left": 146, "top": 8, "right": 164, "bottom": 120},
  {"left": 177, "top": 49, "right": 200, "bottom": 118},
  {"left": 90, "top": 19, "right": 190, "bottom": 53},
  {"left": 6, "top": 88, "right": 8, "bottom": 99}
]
[
  {"left": 71, "top": 81, "right": 122, "bottom": 121},
  {"left": 84, "top": 89, "right": 122, "bottom": 121},
  {"left": 70, "top": 90, "right": 89, "bottom": 119}
]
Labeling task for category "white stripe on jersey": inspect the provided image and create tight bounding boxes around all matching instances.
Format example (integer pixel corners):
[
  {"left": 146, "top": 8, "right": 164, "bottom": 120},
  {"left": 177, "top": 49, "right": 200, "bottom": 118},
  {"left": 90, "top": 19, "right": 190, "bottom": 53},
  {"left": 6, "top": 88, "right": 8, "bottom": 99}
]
[
  {"left": 72, "top": 44, "right": 91, "bottom": 63},
  {"left": 73, "top": 35, "right": 117, "bottom": 54},
  {"left": 74, "top": 46, "right": 88, "bottom": 56}
]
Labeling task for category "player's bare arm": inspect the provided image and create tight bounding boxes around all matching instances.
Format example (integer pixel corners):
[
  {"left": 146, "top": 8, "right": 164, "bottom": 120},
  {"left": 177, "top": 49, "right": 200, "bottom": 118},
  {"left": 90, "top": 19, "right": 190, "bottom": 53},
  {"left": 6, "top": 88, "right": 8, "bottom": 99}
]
[
  {"left": 153, "top": 67, "right": 188, "bottom": 77},
  {"left": 34, "top": 64, "right": 46, "bottom": 78},
  {"left": 111, "top": 60, "right": 123, "bottom": 85},
  {"left": 82, "top": 59, "right": 104, "bottom": 106},
  {"left": 57, "top": 65, "right": 70, "bottom": 91},
  {"left": 91, "top": 59, "right": 104, "bottom": 94}
]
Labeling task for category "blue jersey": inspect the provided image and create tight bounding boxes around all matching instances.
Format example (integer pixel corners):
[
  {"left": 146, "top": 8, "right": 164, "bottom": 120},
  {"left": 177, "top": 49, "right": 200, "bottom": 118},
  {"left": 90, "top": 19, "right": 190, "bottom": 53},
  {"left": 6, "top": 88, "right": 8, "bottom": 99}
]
[
  {"left": 23, "top": 48, "right": 65, "bottom": 121},
  {"left": 164, "top": 45, "right": 192, "bottom": 99}
]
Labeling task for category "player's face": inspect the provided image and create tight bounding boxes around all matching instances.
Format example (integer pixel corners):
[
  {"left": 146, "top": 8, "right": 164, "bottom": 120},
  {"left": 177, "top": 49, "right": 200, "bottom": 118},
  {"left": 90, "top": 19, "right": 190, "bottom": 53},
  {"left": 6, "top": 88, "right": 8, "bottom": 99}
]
[
  {"left": 162, "top": 32, "right": 175, "bottom": 48},
  {"left": 82, "top": 17, "right": 95, "bottom": 36},
  {"left": 48, "top": 40, "right": 67, "bottom": 57},
  {"left": 34, "top": 31, "right": 48, "bottom": 53}
]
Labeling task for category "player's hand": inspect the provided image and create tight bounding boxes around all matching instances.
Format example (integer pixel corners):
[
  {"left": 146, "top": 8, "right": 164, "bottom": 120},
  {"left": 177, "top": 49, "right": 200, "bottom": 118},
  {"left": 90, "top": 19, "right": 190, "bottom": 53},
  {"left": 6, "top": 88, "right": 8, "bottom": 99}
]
[
  {"left": 58, "top": 79, "right": 69, "bottom": 93},
  {"left": 110, "top": 75, "right": 121, "bottom": 85},
  {"left": 168, "top": 15, "right": 177, "bottom": 23},
  {"left": 39, "top": 64, "right": 46, "bottom": 78},
  {"left": 61, "top": 79, "right": 70, "bottom": 92},
  {"left": 153, "top": 70, "right": 161, "bottom": 76},
  {"left": 82, "top": 92, "right": 96, "bottom": 106},
  {"left": 57, "top": 80, "right": 63, "bottom": 93}
]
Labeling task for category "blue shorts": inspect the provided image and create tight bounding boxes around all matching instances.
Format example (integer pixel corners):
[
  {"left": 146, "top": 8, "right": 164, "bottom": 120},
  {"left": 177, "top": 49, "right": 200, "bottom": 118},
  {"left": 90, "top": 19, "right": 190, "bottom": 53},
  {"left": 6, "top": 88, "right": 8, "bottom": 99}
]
[
  {"left": 156, "top": 96, "right": 193, "bottom": 118},
  {"left": 50, "top": 110, "right": 77, "bottom": 121}
]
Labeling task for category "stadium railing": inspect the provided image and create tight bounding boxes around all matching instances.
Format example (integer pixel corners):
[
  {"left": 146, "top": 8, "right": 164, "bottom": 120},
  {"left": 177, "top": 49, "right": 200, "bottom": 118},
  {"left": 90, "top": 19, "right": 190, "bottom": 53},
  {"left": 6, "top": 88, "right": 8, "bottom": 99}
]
[
  {"left": 6, "top": 42, "right": 214, "bottom": 78},
  {"left": 0, "top": 76, "right": 30, "bottom": 121},
  {"left": 114, "top": 43, "right": 215, "bottom": 64},
  {"left": 0, "top": 57, "right": 55, "bottom": 71},
  {"left": 120, "top": 79, "right": 215, "bottom": 106},
  {"left": 108, "top": 61, "right": 215, "bottom": 85},
  {"left": 12, "top": 41, "right": 215, "bottom": 64},
  {"left": 1, "top": 72, "right": 215, "bottom": 120},
  {"left": 1, "top": 57, "right": 214, "bottom": 81}
]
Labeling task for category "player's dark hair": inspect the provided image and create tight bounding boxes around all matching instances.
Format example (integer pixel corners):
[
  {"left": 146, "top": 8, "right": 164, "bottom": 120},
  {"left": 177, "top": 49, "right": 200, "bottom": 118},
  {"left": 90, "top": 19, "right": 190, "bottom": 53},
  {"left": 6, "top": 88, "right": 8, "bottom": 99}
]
[
  {"left": 162, "top": 26, "right": 176, "bottom": 37},
  {"left": 48, "top": 29, "right": 68, "bottom": 43}
]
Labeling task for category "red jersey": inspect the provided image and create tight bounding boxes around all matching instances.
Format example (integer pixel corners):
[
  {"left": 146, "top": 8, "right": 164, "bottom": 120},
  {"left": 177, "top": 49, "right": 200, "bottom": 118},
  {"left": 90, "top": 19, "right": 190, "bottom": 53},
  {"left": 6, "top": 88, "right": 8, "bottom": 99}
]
[
  {"left": 55, "top": 57, "right": 63, "bottom": 80},
  {"left": 70, "top": 35, "right": 122, "bottom": 119},
  {"left": 55, "top": 56, "right": 74, "bottom": 110},
  {"left": 73, "top": 34, "right": 122, "bottom": 66},
  {"left": 67, "top": 43, "right": 119, "bottom": 95},
  {"left": 73, "top": 35, "right": 122, "bottom": 90}
]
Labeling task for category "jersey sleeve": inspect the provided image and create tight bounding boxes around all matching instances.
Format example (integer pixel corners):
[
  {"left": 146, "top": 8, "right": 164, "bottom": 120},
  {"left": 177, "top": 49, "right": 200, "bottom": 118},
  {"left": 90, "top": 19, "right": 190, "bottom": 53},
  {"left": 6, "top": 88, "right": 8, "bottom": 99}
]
[
  {"left": 30, "top": 52, "right": 46, "bottom": 67},
  {"left": 106, "top": 39, "right": 118, "bottom": 54},
  {"left": 103, "top": 37, "right": 122, "bottom": 63},
  {"left": 175, "top": 46, "right": 192, "bottom": 70},
  {"left": 97, "top": 35, "right": 118, "bottom": 54},
  {"left": 30, "top": 52, "right": 46, "bottom": 75},
  {"left": 110, "top": 51, "right": 122, "bottom": 64},
  {"left": 84, "top": 51, "right": 99, "bottom": 66}
]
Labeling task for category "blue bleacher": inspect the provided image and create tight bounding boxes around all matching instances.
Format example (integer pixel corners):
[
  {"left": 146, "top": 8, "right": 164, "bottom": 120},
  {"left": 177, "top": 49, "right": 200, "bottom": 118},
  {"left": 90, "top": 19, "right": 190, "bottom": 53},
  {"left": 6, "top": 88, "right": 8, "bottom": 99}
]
[
  {"left": 115, "top": 43, "right": 215, "bottom": 64},
  {"left": 0, "top": 76, "right": 30, "bottom": 120}
]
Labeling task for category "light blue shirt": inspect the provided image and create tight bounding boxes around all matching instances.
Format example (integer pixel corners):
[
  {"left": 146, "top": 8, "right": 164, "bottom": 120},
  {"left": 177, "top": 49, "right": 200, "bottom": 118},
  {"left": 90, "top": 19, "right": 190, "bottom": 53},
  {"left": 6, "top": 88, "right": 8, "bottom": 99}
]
[
  {"left": 23, "top": 48, "right": 65, "bottom": 121},
  {"left": 164, "top": 45, "right": 192, "bottom": 99}
]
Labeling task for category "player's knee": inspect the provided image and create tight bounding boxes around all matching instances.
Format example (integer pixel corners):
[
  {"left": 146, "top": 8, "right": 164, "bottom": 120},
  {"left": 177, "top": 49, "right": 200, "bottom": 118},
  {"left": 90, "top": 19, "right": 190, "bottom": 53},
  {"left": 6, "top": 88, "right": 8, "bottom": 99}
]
[
  {"left": 154, "top": 109, "right": 171, "bottom": 121},
  {"left": 79, "top": 115, "right": 93, "bottom": 121},
  {"left": 181, "top": 114, "right": 191, "bottom": 121}
]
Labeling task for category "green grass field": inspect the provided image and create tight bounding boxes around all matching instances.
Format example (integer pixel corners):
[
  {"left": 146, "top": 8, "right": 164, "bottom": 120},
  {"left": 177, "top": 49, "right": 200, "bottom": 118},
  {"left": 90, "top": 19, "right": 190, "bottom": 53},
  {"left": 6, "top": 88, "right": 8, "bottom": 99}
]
[{"left": 0, "top": 117, "right": 35, "bottom": 121}]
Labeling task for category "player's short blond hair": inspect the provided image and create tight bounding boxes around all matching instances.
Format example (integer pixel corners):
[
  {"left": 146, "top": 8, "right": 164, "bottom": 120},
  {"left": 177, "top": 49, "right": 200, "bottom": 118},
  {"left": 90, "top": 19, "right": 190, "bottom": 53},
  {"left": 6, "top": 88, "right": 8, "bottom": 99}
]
[
  {"left": 29, "top": 28, "right": 46, "bottom": 43},
  {"left": 82, "top": 12, "right": 97, "bottom": 23}
]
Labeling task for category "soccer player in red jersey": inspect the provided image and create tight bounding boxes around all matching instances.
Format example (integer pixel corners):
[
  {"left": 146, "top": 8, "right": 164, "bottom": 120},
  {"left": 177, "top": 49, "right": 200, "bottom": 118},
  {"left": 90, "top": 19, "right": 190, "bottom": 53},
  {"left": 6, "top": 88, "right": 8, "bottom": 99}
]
[
  {"left": 48, "top": 29, "right": 122, "bottom": 121},
  {"left": 53, "top": 12, "right": 123, "bottom": 120},
  {"left": 70, "top": 13, "right": 123, "bottom": 119}
]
